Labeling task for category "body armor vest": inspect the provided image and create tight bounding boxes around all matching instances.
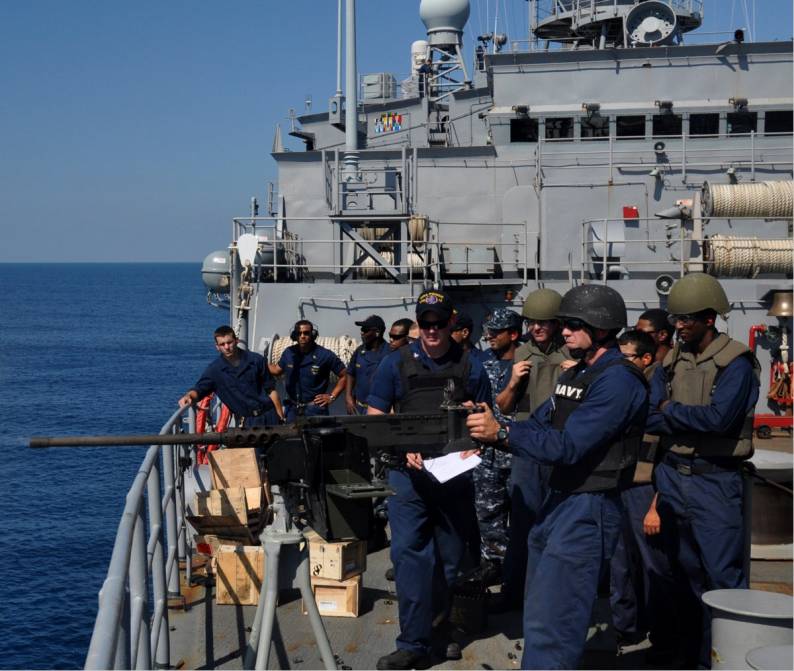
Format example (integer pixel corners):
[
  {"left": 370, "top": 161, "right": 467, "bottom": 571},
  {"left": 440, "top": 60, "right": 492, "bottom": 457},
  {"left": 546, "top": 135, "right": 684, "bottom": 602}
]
[
  {"left": 513, "top": 339, "right": 570, "bottom": 420},
  {"left": 633, "top": 361, "right": 661, "bottom": 484},
  {"left": 396, "top": 345, "right": 471, "bottom": 414},
  {"left": 660, "top": 333, "right": 758, "bottom": 459},
  {"left": 548, "top": 358, "right": 647, "bottom": 493}
]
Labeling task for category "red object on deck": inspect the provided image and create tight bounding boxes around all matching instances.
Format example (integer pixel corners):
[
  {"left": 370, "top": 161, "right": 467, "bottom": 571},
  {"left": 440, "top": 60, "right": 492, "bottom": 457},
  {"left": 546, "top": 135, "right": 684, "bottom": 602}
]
[{"left": 748, "top": 324, "right": 793, "bottom": 434}]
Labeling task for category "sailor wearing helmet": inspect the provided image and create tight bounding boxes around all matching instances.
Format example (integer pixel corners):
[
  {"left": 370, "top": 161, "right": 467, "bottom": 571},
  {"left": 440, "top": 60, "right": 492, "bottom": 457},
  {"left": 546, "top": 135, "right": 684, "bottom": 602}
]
[{"left": 467, "top": 284, "right": 649, "bottom": 669}]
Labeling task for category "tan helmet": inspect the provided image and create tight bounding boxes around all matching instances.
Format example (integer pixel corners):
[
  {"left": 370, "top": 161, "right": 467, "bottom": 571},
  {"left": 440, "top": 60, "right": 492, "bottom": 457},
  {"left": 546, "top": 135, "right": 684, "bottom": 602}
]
[
  {"left": 667, "top": 273, "right": 731, "bottom": 316},
  {"left": 522, "top": 288, "right": 563, "bottom": 321}
]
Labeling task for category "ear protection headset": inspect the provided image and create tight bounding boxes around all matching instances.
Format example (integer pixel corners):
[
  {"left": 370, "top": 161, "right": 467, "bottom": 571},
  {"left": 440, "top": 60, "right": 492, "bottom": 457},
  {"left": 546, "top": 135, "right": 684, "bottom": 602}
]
[{"left": 290, "top": 321, "right": 319, "bottom": 341}]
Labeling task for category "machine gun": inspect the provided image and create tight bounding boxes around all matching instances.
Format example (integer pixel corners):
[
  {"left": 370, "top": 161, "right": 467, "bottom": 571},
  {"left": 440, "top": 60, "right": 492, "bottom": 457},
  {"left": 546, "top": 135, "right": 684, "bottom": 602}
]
[{"left": 30, "top": 403, "right": 479, "bottom": 541}]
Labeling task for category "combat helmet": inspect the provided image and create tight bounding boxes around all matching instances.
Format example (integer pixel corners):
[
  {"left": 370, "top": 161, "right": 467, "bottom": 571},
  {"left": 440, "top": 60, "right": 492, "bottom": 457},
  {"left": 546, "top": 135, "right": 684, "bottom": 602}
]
[
  {"left": 522, "top": 288, "right": 563, "bottom": 321},
  {"left": 667, "top": 273, "right": 731, "bottom": 316},
  {"left": 557, "top": 284, "right": 627, "bottom": 330}
]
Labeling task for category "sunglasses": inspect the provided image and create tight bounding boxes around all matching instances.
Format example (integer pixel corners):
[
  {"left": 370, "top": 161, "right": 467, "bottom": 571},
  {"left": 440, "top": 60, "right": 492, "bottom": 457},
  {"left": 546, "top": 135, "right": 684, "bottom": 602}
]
[
  {"left": 360, "top": 326, "right": 377, "bottom": 334},
  {"left": 562, "top": 318, "right": 587, "bottom": 331},
  {"left": 297, "top": 330, "right": 313, "bottom": 336},
  {"left": 667, "top": 313, "right": 702, "bottom": 326},
  {"left": 418, "top": 318, "right": 449, "bottom": 330},
  {"left": 389, "top": 332, "right": 407, "bottom": 340}
]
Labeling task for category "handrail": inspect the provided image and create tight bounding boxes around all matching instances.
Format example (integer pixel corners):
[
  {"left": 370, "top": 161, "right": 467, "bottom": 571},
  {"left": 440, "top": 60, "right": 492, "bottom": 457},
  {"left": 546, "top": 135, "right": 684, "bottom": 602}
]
[{"left": 85, "top": 406, "right": 192, "bottom": 670}]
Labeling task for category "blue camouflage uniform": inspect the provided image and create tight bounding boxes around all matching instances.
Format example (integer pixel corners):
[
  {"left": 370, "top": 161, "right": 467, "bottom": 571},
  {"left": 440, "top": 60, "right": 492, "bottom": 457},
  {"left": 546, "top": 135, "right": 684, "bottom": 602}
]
[
  {"left": 192, "top": 348, "right": 279, "bottom": 426},
  {"left": 646, "top": 333, "right": 759, "bottom": 667},
  {"left": 368, "top": 339, "right": 491, "bottom": 658},
  {"left": 473, "top": 308, "right": 521, "bottom": 566},
  {"left": 347, "top": 340, "right": 390, "bottom": 414},
  {"left": 506, "top": 347, "right": 649, "bottom": 669},
  {"left": 278, "top": 343, "right": 346, "bottom": 421}
]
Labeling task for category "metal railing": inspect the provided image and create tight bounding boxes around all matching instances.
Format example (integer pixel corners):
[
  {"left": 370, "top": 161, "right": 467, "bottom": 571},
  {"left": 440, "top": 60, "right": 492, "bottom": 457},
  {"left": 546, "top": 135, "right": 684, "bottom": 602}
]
[
  {"left": 579, "top": 215, "right": 793, "bottom": 282},
  {"left": 231, "top": 216, "right": 535, "bottom": 285},
  {"left": 85, "top": 406, "right": 194, "bottom": 670}
]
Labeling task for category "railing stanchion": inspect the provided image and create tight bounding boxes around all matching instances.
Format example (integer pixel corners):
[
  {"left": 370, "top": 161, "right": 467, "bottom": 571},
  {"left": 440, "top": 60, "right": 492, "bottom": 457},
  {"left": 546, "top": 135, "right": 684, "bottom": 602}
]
[
  {"left": 112, "top": 589, "right": 131, "bottom": 670},
  {"left": 130, "top": 505, "right": 152, "bottom": 670},
  {"left": 162, "top": 443, "right": 180, "bottom": 597},
  {"left": 147, "top": 463, "right": 170, "bottom": 669}
]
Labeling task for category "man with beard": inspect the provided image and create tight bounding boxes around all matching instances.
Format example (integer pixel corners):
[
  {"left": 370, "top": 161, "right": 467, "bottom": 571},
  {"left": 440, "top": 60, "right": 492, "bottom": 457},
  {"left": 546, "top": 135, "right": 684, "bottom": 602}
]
[
  {"left": 646, "top": 273, "right": 760, "bottom": 668},
  {"left": 467, "top": 285, "right": 649, "bottom": 669},
  {"left": 472, "top": 308, "right": 523, "bottom": 586}
]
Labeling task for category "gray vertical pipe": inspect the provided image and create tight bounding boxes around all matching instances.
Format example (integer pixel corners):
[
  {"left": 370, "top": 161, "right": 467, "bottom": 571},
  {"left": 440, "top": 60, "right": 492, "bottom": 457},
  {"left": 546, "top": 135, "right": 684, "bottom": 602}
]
[
  {"left": 131, "top": 507, "right": 152, "bottom": 670},
  {"left": 254, "top": 540, "right": 284, "bottom": 670},
  {"left": 336, "top": 0, "right": 343, "bottom": 96},
  {"left": 343, "top": 0, "right": 358, "bottom": 174},
  {"left": 162, "top": 444, "right": 180, "bottom": 596},
  {"left": 112, "top": 589, "right": 131, "bottom": 670},
  {"left": 147, "top": 464, "right": 170, "bottom": 668}
]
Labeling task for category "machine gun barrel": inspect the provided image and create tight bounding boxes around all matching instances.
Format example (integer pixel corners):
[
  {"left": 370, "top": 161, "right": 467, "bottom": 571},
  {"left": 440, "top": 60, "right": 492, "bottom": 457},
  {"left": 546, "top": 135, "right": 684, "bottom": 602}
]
[{"left": 29, "top": 409, "right": 476, "bottom": 455}]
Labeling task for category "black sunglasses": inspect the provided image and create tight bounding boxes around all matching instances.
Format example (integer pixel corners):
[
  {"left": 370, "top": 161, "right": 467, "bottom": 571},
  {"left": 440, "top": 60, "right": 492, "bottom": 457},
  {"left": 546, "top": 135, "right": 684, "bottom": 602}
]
[
  {"left": 360, "top": 326, "right": 378, "bottom": 333},
  {"left": 667, "top": 313, "right": 704, "bottom": 326},
  {"left": 389, "top": 332, "right": 407, "bottom": 340},
  {"left": 418, "top": 318, "right": 449, "bottom": 330},
  {"left": 562, "top": 318, "right": 587, "bottom": 331}
]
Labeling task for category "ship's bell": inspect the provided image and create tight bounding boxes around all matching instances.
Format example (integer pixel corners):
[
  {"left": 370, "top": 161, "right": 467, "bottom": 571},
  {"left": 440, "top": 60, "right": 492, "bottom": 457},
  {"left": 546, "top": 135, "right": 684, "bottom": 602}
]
[{"left": 767, "top": 291, "right": 793, "bottom": 317}]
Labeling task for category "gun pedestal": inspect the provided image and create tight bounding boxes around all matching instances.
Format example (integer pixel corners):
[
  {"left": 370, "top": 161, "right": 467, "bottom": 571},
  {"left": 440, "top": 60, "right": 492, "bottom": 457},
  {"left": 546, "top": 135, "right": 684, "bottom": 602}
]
[{"left": 244, "top": 486, "right": 337, "bottom": 671}]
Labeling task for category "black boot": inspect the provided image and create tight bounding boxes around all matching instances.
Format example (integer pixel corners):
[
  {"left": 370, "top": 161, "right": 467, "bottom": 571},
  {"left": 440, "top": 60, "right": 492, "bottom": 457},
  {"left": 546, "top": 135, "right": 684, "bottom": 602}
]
[{"left": 376, "top": 648, "right": 432, "bottom": 670}]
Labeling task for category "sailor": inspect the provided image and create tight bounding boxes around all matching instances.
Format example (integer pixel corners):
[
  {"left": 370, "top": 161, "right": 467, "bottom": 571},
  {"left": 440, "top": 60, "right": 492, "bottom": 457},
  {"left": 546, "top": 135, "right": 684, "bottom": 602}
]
[
  {"left": 367, "top": 289, "right": 491, "bottom": 671},
  {"left": 609, "top": 329, "right": 676, "bottom": 659},
  {"left": 450, "top": 311, "right": 481, "bottom": 357},
  {"left": 467, "top": 285, "right": 649, "bottom": 669},
  {"left": 388, "top": 318, "right": 414, "bottom": 351},
  {"left": 268, "top": 320, "right": 347, "bottom": 422},
  {"left": 636, "top": 308, "right": 674, "bottom": 364},
  {"left": 493, "top": 288, "right": 569, "bottom": 611},
  {"left": 178, "top": 325, "right": 284, "bottom": 426},
  {"left": 472, "top": 308, "right": 523, "bottom": 586},
  {"left": 345, "top": 314, "right": 390, "bottom": 415},
  {"left": 646, "top": 273, "right": 760, "bottom": 668},
  {"left": 417, "top": 58, "right": 432, "bottom": 98}
]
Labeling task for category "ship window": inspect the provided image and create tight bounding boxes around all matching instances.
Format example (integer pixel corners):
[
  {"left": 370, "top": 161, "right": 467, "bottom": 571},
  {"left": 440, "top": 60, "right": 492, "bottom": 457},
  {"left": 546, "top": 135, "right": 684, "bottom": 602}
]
[
  {"left": 510, "top": 118, "right": 539, "bottom": 142},
  {"left": 727, "top": 111, "right": 758, "bottom": 135},
  {"left": 581, "top": 114, "right": 609, "bottom": 140},
  {"left": 689, "top": 113, "right": 719, "bottom": 136},
  {"left": 765, "top": 111, "right": 793, "bottom": 135},
  {"left": 652, "top": 113, "right": 683, "bottom": 137},
  {"left": 545, "top": 117, "right": 574, "bottom": 140},
  {"left": 616, "top": 115, "right": 645, "bottom": 139}
]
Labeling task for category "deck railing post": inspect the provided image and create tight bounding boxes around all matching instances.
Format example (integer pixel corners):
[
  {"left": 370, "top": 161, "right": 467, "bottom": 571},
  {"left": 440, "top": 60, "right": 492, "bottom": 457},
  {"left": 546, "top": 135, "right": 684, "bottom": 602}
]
[
  {"left": 112, "top": 589, "right": 130, "bottom": 670},
  {"left": 130, "top": 506, "right": 151, "bottom": 670},
  {"left": 147, "top": 463, "right": 170, "bottom": 669},
  {"left": 162, "top": 444, "right": 180, "bottom": 596}
]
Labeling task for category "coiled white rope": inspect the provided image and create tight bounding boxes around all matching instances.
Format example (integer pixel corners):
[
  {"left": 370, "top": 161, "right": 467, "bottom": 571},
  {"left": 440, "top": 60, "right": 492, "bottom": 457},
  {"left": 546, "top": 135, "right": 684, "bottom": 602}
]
[
  {"left": 702, "top": 180, "right": 794, "bottom": 218},
  {"left": 707, "top": 235, "right": 794, "bottom": 278}
]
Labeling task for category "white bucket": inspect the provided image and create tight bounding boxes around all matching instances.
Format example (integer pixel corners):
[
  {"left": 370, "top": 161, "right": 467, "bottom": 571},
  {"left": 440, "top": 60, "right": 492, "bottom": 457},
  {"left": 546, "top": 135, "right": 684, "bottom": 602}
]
[
  {"left": 703, "top": 589, "right": 793, "bottom": 669},
  {"left": 746, "top": 644, "right": 794, "bottom": 670}
]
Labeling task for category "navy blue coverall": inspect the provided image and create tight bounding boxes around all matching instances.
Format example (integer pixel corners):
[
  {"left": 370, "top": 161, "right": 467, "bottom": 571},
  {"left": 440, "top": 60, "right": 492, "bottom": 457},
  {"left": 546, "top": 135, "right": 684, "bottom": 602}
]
[
  {"left": 646, "top": 356, "right": 759, "bottom": 667},
  {"left": 506, "top": 348, "right": 648, "bottom": 669},
  {"left": 347, "top": 340, "right": 390, "bottom": 414},
  {"left": 193, "top": 348, "right": 278, "bottom": 426},
  {"left": 277, "top": 343, "right": 345, "bottom": 421},
  {"left": 368, "top": 340, "right": 492, "bottom": 657}
]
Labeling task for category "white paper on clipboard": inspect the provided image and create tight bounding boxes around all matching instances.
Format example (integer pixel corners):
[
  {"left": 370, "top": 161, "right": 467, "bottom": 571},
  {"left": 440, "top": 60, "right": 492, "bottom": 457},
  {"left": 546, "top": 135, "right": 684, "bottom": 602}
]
[{"left": 422, "top": 452, "right": 481, "bottom": 484}]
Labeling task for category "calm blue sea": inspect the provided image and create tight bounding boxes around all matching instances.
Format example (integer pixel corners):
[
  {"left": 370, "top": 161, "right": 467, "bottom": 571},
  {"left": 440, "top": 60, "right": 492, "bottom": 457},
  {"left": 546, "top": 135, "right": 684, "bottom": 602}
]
[{"left": 0, "top": 264, "right": 221, "bottom": 669}]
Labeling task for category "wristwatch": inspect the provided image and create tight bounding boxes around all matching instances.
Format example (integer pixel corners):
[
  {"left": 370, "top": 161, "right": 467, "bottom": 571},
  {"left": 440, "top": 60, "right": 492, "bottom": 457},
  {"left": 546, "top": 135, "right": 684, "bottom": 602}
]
[
  {"left": 329, "top": 394, "right": 336, "bottom": 402},
  {"left": 496, "top": 426, "right": 509, "bottom": 444}
]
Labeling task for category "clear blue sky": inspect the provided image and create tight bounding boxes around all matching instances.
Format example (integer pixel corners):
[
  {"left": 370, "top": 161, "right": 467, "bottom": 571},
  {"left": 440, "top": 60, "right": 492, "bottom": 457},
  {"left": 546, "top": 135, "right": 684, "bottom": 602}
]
[{"left": 1, "top": 0, "right": 790, "bottom": 262}]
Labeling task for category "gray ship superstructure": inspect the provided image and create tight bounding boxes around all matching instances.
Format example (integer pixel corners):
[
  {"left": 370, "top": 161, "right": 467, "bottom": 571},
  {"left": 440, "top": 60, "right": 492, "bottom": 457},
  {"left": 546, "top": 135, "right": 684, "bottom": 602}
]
[{"left": 77, "top": 1, "right": 793, "bottom": 668}]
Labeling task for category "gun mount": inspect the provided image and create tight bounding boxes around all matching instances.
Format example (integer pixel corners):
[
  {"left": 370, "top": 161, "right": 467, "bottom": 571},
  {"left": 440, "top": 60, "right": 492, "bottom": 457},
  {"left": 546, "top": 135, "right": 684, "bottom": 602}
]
[{"left": 30, "top": 406, "right": 479, "bottom": 541}]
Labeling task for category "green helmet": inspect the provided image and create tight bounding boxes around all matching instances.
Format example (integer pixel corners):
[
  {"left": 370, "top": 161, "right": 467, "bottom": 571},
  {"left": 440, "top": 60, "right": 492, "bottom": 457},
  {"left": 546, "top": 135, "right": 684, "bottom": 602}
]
[
  {"left": 667, "top": 273, "right": 731, "bottom": 316},
  {"left": 522, "top": 288, "right": 563, "bottom": 321}
]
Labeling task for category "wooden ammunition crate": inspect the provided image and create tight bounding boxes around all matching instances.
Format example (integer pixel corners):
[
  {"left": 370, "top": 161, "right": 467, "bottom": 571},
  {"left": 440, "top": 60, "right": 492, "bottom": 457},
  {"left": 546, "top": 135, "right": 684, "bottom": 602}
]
[
  {"left": 215, "top": 545, "right": 265, "bottom": 606},
  {"left": 302, "top": 575, "right": 361, "bottom": 618},
  {"left": 208, "top": 448, "right": 263, "bottom": 489}
]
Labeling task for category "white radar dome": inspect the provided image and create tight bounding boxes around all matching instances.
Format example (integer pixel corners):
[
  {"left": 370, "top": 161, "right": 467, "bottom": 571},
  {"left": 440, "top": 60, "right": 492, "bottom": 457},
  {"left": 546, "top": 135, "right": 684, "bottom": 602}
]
[{"left": 419, "top": 0, "right": 470, "bottom": 35}]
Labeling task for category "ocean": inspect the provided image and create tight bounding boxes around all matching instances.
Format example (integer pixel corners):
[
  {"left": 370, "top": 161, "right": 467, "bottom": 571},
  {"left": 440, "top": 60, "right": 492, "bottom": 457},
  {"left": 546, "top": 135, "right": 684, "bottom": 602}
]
[{"left": 0, "top": 264, "right": 220, "bottom": 669}]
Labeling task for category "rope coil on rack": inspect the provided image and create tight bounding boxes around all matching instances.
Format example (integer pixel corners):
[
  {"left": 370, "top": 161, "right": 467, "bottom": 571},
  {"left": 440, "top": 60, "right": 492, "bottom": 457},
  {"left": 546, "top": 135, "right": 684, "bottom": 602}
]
[
  {"left": 705, "top": 235, "right": 794, "bottom": 278},
  {"left": 701, "top": 180, "right": 794, "bottom": 218},
  {"left": 268, "top": 334, "right": 359, "bottom": 367}
]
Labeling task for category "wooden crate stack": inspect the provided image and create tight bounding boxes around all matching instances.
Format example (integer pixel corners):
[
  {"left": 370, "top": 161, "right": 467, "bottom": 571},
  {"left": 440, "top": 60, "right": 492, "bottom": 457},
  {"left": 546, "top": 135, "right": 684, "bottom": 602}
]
[
  {"left": 302, "top": 530, "right": 367, "bottom": 618},
  {"left": 186, "top": 448, "right": 270, "bottom": 605}
]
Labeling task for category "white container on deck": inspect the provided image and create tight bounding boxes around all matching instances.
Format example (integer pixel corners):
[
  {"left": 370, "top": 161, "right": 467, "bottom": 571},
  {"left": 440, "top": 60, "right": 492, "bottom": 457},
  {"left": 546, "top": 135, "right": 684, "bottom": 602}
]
[
  {"left": 703, "top": 589, "right": 793, "bottom": 670},
  {"left": 746, "top": 644, "right": 794, "bottom": 670}
]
